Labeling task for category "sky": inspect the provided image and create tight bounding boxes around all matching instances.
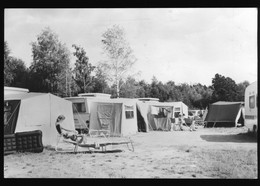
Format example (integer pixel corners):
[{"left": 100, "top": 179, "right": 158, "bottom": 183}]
[{"left": 4, "top": 8, "right": 258, "bottom": 86}]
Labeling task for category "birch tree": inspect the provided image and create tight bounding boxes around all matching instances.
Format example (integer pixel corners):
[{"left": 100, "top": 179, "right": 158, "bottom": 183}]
[{"left": 101, "top": 25, "right": 137, "bottom": 98}]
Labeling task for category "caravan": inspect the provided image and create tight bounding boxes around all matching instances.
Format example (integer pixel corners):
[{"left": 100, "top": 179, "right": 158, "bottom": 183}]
[
  {"left": 64, "top": 93, "right": 112, "bottom": 132},
  {"left": 244, "top": 81, "right": 258, "bottom": 132},
  {"left": 65, "top": 93, "right": 138, "bottom": 136}
]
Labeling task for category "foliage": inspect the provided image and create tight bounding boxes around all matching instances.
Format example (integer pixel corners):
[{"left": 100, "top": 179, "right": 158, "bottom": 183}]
[
  {"left": 188, "top": 83, "right": 213, "bottom": 109},
  {"left": 120, "top": 76, "right": 139, "bottom": 98},
  {"left": 4, "top": 41, "right": 14, "bottom": 86},
  {"left": 56, "top": 67, "right": 79, "bottom": 97},
  {"left": 72, "top": 44, "right": 95, "bottom": 94},
  {"left": 9, "top": 57, "right": 29, "bottom": 88},
  {"left": 211, "top": 73, "right": 239, "bottom": 102},
  {"left": 4, "top": 30, "right": 250, "bottom": 109},
  {"left": 92, "top": 64, "right": 109, "bottom": 93},
  {"left": 236, "top": 81, "right": 250, "bottom": 101},
  {"left": 140, "top": 76, "right": 213, "bottom": 109},
  {"left": 137, "top": 80, "right": 150, "bottom": 98},
  {"left": 29, "top": 27, "right": 71, "bottom": 95},
  {"left": 101, "top": 25, "right": 137, "bottom": 97},
  {"left": 4, "top": 41, "right": 29, "bottom": 88}
]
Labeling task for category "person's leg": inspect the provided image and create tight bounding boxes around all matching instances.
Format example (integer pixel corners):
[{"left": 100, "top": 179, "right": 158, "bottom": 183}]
[{"left": 180, "top": 123, "right": 183, "bottom": 131}]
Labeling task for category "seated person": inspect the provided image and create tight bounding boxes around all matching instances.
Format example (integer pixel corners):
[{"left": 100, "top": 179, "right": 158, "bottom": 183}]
[
  {"left": 55, "top": 115, "right": 83, "bottom": 144},
  {"left": 177, "top": 114, "right": 185, "bottom": 131},
  {"left": 189, "top": 119, "right": 196, "bottom": 131}
]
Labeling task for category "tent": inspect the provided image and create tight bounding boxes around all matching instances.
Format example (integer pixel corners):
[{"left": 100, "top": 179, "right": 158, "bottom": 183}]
[
  {"left": 170, "top": 102, "right": 188, "bottom": 119},
  {"left": 65, "top": 96, "right": 138, "bottom": 136},
  {"left": 204, "top": 101, "right": 245, "bottom": 127},
  {"left": 89, "top": 98, "right": 138, "bottom": 136},
  {"left": 136, "top": 101, "right": 174, "bottom": 132},
  {"left": 4, "top": 93, "right": 75, "bottom": 147}
]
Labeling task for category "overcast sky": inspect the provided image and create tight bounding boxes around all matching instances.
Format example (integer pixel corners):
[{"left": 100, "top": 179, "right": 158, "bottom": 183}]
[{"left": 4, "top": 8, "right": 257, "bottom": 86}]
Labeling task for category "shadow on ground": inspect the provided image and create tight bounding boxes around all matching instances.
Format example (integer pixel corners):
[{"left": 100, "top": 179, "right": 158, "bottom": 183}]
[
  {"left": 55, "top": 149, "right": 124, "bottom": 154},
  {"left": 200, "top": 133, "right": 257, "bottom": 143}
]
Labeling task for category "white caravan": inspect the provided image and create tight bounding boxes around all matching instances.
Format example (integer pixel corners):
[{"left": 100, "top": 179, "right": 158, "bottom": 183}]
[
  {"left": 64, "top": 93, "right": 111, "bottom": 131},
  {"left": 244, "top": 81, "right": 257, "bottom": 132}
]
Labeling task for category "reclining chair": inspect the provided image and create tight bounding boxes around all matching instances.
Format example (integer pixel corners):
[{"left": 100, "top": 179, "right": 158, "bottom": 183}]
[{"left": 55, "top": 115, "right": 134, "bottom": 153}]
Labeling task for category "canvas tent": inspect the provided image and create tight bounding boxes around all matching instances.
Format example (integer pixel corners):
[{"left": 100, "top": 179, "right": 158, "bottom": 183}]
[
  {"left": 65, "top": 96, "right": 138, "bottom": 136},
  {"left": 170, "top": 102, "right": 188, "bottom": 119},
  {"left": 136, "top": 101, "right": 174, "bottom": 132},
  {"left": 4, "top": 93, "right": 75, "bottom": 147},
  {"left": 204, "top": 101, "right": 245, "bottom": 127}
]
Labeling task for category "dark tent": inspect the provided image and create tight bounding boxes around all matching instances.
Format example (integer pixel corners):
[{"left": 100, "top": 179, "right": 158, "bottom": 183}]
[{"left": 204, "top": 101, "right": 245, "bottom": 127}]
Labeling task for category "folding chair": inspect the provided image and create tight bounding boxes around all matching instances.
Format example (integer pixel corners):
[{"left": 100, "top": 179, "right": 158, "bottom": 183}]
[
  {"left": 55, "top": 124, "right": 85, "bottom": 152},
  {"left": 88, "top": 129, "right": 134, "bottom": 152},
  {"left": 55, "top": 125, "right": 134, "bottom": 153}
]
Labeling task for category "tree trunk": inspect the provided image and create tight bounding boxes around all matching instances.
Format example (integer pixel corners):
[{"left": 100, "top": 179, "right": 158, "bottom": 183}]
[
  {"left": 115, "top": 59, "right": 119, "bottom": 98},
  {"left": 116, "top": 78, "right": 119, "bottom": 98},
  {"left": 83, "top": 75, "right": 86, "bottom": 93}
]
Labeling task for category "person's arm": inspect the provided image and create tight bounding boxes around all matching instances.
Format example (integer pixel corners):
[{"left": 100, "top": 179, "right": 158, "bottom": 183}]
[{"left": 60, "top": 126, "right": 76, "bottom": 132}]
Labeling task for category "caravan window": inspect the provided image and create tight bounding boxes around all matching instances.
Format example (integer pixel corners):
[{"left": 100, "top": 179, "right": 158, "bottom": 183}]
[
  {"left": 73, "top": 103, "right": 86, "bottom": 113},
  {"left": 249, "top": 95, "right": 255, "bottom": 109},
  {"left": 125, "top": 105, "right": 134, "bottom": 119}
]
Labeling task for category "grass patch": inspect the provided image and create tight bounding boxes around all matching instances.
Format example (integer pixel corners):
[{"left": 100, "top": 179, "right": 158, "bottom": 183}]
[{"left": 194, "top": 148, "right": 257, "bottom": 178}]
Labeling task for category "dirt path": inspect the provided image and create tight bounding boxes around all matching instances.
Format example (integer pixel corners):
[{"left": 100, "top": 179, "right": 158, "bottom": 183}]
[{"left": 4, "top": 127, "right": 257, "bottom": 178}]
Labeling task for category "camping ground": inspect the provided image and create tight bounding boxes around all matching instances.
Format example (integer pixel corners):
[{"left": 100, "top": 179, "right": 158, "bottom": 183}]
[{"left": 4, "top": 126, "right": 257, "bottom": 178}]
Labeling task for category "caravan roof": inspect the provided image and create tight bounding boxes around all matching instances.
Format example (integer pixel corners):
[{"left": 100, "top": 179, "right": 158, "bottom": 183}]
[
  {"left": 212, "top": 101, "right": 244, "bottom": 105},
  {"left": 78, "top": 93, "right": 111, "bottom": 98},
  {"left": 138, "top": 98, "right": 159, "bottom": 102},
  {"left": 5, "top": 92, "right": 45, "bottom": 100},
  {"left": 4, "top": 86, "right": 29, "bottom": 95}
]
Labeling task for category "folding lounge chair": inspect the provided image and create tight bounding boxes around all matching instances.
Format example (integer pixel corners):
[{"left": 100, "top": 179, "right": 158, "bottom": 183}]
[
  {"left": 88, "top": 129, "right": 134, "bottom": 152},
  {"left": 55, "top": 124, "right": 85, "bottom": 152},
  {"left": 55, "top": 125, "right": 134, "bottom": 153}
]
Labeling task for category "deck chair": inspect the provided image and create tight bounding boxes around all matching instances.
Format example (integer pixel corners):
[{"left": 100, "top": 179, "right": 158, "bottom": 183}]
[
  {"left": 55, "top": 124, "right": 85, "bottom": 152},
  {"left": 88, "top": 129, "right": 134, "bottom": 152},
  {"left": 194, "top": 119, "right": 206, "bottom": 126},
  {"left": 55, "top": 125, "right": 134, "bottom": 153}
]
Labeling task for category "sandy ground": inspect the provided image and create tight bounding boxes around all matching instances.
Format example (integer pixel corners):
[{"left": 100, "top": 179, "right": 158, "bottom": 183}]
[{"left": 4, "top": 126, "right": 257, "bottom": 178}]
